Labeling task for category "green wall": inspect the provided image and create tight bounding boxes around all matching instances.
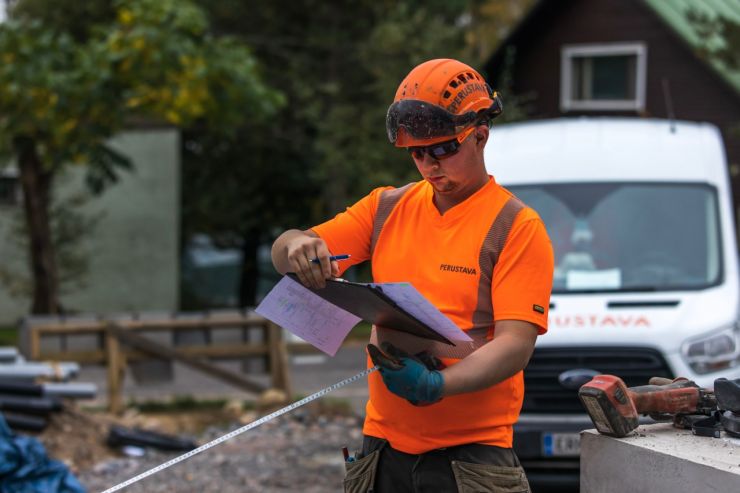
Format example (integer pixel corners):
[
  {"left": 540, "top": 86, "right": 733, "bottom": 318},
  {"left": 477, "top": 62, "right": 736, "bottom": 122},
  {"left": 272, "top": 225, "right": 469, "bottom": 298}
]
[{"left": 0, "top": 128, "right": 180, "bottom": 324}]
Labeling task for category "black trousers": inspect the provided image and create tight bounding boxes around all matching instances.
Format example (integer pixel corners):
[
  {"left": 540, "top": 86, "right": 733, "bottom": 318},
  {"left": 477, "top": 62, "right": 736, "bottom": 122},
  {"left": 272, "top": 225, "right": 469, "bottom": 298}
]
[{"left": 358, "top": 435, "right": 529, "bottom": 493}]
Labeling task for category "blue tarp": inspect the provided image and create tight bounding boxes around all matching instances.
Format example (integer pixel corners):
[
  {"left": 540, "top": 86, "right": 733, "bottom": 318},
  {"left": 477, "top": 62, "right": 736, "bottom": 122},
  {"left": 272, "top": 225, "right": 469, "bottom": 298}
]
[{"left": 0, "top": 413, "right": 85, "bottom": 493}]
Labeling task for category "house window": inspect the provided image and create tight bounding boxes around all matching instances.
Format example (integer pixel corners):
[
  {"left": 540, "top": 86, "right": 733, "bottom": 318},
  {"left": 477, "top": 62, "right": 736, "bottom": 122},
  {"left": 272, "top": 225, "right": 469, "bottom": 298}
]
[{"left": 561, "top": 43, "right": 647, "bottom": 111}]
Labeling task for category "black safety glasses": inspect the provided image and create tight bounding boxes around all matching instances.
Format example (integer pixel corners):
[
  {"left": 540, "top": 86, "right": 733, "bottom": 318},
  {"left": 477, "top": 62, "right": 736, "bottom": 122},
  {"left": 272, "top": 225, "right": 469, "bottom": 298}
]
[
  {"left": 407, "top": 138, "right": 462, "bottom": 161},
  {"left": 407, "top": 126, "right": 479, "bottom": 161}
]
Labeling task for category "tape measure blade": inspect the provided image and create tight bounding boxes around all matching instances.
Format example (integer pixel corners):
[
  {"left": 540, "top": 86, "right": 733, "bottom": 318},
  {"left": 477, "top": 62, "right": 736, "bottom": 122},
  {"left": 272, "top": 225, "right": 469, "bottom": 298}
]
[{"left": 101, "top": 366, "right": 377, "bottom": 493}]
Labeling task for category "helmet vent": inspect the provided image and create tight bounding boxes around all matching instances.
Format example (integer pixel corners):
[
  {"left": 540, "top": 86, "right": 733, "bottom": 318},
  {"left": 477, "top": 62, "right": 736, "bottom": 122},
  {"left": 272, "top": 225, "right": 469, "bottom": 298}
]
[
  {"left": 443, "top": 90, "right": 451, "bottom": 99},
  {"left": 449, "top": 80, "right": 458, "bottom": 88},
  {"left": 458, "top": 74, "right": 467, "bottom": 83}
]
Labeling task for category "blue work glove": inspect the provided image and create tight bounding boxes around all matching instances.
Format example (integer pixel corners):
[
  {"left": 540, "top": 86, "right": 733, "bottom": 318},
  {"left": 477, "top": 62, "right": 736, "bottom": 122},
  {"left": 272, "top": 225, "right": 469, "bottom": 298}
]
[{"left": 367, "top": 342, "right": 445, "bottom": 406}]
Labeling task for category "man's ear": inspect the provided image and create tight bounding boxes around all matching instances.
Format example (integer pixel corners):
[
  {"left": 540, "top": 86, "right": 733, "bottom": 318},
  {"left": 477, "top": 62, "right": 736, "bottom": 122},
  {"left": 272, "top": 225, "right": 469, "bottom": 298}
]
[{"left": 475, "top": 126, "right": 489, "bottom": 147}]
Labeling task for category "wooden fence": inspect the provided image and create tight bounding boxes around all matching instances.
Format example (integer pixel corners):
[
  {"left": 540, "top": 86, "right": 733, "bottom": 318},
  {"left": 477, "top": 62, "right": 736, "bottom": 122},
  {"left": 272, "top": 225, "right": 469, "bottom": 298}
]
[{"left": 22, "top": 312, "right": 313, "bottom": 413}]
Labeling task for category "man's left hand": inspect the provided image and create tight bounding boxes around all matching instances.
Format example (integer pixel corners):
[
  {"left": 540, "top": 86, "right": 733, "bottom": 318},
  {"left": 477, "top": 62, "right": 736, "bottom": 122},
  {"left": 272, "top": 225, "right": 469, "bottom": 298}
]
[{"left": 367, "top": 342, "right": 444, "bottom": 406}]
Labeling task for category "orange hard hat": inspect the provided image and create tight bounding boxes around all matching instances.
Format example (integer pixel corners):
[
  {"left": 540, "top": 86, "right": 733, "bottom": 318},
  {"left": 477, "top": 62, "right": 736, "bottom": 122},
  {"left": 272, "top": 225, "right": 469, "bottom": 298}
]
[{"left": 386, "top": 59, "right": 502, "bottom": 147}]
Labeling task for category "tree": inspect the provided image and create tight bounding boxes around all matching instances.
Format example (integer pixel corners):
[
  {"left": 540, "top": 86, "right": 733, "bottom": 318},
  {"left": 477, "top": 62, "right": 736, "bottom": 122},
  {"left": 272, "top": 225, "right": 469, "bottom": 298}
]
[
  {"left": 182, "top": 1, "right": 533, "bottom": 306},
  {"left": 461, "top": 0, "right": 535, "bottom": 63},
  {"left": 0, "top": 176, "right": 103, "bottom": 299},
  {"left": 183, "top": 1, "right": 476, "bottom": 304},
  {"left": 0, "top": 0, "right": 282, "bottom": 313}
]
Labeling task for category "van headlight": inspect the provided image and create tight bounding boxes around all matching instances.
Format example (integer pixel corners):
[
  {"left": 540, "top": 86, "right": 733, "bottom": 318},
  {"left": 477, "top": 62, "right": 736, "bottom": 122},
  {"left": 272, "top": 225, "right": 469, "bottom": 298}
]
[{"left": 681, "top": 326, "right": 740, "bottom": 374}]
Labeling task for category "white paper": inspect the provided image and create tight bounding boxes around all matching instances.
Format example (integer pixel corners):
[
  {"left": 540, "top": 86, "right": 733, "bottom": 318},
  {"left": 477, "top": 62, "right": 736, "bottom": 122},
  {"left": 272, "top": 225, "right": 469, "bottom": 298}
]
[
  {"left": 255, "top": 276, "right": 360, "bottom": 356},
  {"left": 369, "top": 282, "right": 472, "bottom": 342},
  {"left": 566, "top": 269, "right": 622, "bottom": 290}
]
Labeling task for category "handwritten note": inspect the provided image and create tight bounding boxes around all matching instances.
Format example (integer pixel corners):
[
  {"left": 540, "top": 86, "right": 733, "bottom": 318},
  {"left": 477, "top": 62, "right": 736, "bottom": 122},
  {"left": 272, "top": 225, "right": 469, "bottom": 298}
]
[
  {"left": 256, "top": 276, "right": 360, "bottom": 356},
  {"left": 370, "top": 283, "right": 472, "bottom": 342}
]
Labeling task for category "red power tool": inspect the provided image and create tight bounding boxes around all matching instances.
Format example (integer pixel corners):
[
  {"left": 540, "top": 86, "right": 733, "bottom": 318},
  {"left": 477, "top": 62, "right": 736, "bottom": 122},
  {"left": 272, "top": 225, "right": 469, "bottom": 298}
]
[{"left": 578, "top": 375, "right": 716, "bottom": 437}]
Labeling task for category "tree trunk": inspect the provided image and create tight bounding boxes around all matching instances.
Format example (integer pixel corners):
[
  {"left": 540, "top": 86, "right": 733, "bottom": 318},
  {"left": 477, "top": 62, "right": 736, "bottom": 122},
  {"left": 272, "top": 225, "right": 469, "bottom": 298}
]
[
  {"left": 238, "top": 227, "right": 261, "bottom": 308},
  {"left": 14, "top": 136, "right": 61, "bottom": 314}
]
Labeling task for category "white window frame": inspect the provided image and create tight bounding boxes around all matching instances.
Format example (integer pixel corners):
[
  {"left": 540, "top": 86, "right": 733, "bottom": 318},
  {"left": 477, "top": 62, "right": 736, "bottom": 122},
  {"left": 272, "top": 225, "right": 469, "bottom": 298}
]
[{"left": 560, "top": 42, "right": 647, "bottom": 112}]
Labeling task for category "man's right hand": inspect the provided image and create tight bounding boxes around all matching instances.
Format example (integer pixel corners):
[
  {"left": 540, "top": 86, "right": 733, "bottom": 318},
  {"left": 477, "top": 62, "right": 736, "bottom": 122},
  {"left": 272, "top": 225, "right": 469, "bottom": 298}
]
[{"left": 271, "top": 229, "right": 340, "bottom": 289}]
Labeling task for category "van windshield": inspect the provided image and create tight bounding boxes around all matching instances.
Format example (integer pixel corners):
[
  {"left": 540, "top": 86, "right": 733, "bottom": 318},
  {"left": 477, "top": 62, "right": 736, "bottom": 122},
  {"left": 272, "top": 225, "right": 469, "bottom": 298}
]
[{"left": 508, "top": 183, "right": 722, "bottom": 293}]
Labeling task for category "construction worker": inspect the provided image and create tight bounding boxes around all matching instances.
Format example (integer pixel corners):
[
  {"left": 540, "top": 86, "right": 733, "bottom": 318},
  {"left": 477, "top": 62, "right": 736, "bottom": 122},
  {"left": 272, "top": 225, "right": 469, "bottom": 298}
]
[{"left": 271, "top": 58, "right": 553, "bottom": 492}]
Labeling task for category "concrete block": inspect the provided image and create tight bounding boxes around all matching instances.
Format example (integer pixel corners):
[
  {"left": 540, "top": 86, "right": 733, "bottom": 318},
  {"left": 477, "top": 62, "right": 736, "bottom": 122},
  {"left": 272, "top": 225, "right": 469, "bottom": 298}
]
[{"left": 581, "top": 423, "right": 740, "bottom": 493}]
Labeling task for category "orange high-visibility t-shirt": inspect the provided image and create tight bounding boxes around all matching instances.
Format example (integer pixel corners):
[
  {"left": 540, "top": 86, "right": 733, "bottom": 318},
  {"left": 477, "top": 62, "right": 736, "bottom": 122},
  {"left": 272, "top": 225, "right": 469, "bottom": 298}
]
[{"left": 312, "top": 177, "right": 553, "bottom": 454}]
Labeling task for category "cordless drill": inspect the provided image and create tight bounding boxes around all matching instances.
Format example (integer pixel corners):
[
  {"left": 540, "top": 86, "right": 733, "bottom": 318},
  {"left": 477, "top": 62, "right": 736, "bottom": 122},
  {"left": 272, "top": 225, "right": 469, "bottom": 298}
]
[{"left": 578, "top": 375, "right": 716, "bottom": 437}]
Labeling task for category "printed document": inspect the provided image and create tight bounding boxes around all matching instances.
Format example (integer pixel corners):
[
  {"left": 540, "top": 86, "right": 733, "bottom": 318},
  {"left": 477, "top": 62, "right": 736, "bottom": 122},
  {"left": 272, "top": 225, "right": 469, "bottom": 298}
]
[
  {"left": 256, "top": 276, "right": 471, "bottom": 355},
  {"left": 256, "top": 276, "right": 360, "bottom": 356}
]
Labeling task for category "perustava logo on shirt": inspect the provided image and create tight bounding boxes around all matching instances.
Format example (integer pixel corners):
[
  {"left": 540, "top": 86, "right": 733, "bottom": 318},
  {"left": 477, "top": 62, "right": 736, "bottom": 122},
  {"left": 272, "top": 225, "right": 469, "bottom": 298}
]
[{"left": 439, "top": 263, "right": 477, "bottom": 275}]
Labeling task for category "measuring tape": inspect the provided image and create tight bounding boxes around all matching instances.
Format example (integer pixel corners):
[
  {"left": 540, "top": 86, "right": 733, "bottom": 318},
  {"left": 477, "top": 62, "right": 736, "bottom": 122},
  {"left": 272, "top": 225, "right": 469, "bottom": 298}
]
[{"left": 101, "top": 366, "right": 378, "bottom": 493}]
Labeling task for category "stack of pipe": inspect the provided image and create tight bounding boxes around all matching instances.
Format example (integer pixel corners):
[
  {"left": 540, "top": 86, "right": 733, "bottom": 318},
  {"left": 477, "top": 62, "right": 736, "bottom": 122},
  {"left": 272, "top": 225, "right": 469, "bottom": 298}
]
[{"left": 0, "top": 346, "right": 97, "bottom": 431}]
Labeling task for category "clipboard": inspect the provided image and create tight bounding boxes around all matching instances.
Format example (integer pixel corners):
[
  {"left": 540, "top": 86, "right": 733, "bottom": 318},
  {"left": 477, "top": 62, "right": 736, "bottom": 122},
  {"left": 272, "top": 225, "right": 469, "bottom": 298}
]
[{"left": 286, "top": 273, "right": 454, "bottom": 345}]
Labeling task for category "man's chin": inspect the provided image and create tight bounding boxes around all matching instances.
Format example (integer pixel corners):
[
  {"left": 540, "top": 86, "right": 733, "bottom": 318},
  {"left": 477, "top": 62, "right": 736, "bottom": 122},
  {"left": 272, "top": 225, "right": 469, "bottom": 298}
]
[{"left": 430, "top": 181, "right": 455, "bottom": 193}]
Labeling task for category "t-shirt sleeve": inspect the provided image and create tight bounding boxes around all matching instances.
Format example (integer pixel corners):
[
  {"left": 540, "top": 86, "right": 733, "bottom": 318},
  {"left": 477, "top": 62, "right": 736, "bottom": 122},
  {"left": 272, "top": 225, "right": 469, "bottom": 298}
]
[
  {"left": 310, "top": 187, "right": 391, "bottom": 276},
  {"left": 491, "top": 211, "right": 554, "bottom": 334}
]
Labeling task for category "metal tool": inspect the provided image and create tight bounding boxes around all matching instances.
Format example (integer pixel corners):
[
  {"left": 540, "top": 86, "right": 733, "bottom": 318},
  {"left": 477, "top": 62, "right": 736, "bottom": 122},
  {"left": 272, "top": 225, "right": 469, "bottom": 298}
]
[
  {"left": 101, "top": 366, "right": 378, "bottom": 493},
  {"left": 578, "top": 374, "right": 716, "bottom": 437},
  {"left": 715, "top": 378, "right": 740, "bottom": 438}
]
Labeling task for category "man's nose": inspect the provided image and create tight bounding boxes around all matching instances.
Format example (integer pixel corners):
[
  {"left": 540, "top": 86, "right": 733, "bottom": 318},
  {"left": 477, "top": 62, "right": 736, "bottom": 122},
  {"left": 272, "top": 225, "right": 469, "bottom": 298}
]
[{"left": 420, "top": 152, "right": 440, "bottom": 168}]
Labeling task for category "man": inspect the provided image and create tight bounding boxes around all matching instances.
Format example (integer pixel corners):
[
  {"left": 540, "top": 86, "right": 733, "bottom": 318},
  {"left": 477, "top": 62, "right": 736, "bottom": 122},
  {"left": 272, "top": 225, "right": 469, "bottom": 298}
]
[{"left": 271, "top": 59, "right": 553, "bottom": 492}]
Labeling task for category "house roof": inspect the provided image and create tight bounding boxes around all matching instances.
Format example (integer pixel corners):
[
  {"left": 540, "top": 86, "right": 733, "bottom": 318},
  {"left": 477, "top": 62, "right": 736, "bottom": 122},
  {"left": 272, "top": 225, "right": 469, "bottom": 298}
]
[
  {"left": 642, "top": 0, "right": 740, "bottom": 94},
  {"left": 487, "top": 0, "right": 740, "bottom": 96}
]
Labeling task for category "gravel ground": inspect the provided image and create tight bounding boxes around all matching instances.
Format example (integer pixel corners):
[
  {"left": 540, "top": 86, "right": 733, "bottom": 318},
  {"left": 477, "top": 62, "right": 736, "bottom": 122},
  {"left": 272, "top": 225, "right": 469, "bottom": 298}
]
[{"left": 78, "top": 411, "right": 364, "bottom": 493}]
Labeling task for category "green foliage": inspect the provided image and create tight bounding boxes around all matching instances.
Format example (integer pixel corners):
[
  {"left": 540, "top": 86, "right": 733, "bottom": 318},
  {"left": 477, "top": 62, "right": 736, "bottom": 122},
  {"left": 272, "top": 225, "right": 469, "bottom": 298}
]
[
  {"left": 0, "top": 0, "right": 282, "bottom": 191},
  {"left": 0, "top": 173, "right": 103, "bottom": 297},
  {"left": 0, "top": 0, "right": 281, "bottom": 312},
  {"left": 687, "top": 8, "right": 740, "bottom": 70},
  {"left": 328, "top": 2, "right": 470, "bottom": 201},
  {"left": 191, "top": 0, "right": 471, "bottom": 231},
  {"left": 8, "top": 0, "right": 530, "bottom": 309},
  {"left": 494, "top": 46, "right": 537, "bottom": 124},
  {"left": 0, "top": 326, "right": 18, "bottom": 346},
  {"left": 686, "top": 9, "right": 740, "bottom": 143},
  {"left": 51, "top": 182, "right": 105, "bottom": 293},
  {"left": 131, "top": 395, "right": 229, "bottom": 412},
  {"left": 180, "top": 0, "right": 531, "bottom": 306},
  {"left": 10, "top": 0, "right": 116, "bottom": 42}
]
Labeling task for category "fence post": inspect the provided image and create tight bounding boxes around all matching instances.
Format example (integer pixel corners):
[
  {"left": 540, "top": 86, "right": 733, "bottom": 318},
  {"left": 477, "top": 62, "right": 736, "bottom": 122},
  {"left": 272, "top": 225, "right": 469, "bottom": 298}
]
[
  {"left": 267, "top": 322, "right": 292, "bottom": 397},
  {"left": 29, "top": 327, "right": 41, "bottom": 361},
  {"left": 105, "top": 323, "right": 125, "bottom": 414}
]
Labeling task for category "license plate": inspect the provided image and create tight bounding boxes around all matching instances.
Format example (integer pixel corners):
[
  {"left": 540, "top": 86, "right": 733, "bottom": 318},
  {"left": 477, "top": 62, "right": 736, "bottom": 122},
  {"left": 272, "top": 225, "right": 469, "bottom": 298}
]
[{"left": 542, "top": 432, "right": 581, "bottom": 457}]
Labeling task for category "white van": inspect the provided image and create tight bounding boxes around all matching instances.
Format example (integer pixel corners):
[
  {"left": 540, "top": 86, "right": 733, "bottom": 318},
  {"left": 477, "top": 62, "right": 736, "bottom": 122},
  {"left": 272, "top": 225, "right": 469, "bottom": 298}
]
[{"left": 486, "top": 117, "right": 740, "bottom": 488}]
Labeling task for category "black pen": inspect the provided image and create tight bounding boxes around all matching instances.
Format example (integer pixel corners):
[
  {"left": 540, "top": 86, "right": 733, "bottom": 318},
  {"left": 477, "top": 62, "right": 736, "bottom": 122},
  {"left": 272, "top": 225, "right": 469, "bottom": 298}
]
[{"left": 311, "top": 254, "right": 350, "bottom": 264}]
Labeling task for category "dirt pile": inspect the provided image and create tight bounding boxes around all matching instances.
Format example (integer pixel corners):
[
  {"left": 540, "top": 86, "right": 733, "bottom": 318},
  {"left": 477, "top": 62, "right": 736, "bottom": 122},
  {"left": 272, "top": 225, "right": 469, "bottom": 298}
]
[
  {"left": 78, "top": 411, "right": 364, "bottom": 493},
  {"left": 35, "top": 406, "right": 119, "bottom": 473},
  {"left": 32, "top": 399, "right": 252, "bottom": 474}
]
